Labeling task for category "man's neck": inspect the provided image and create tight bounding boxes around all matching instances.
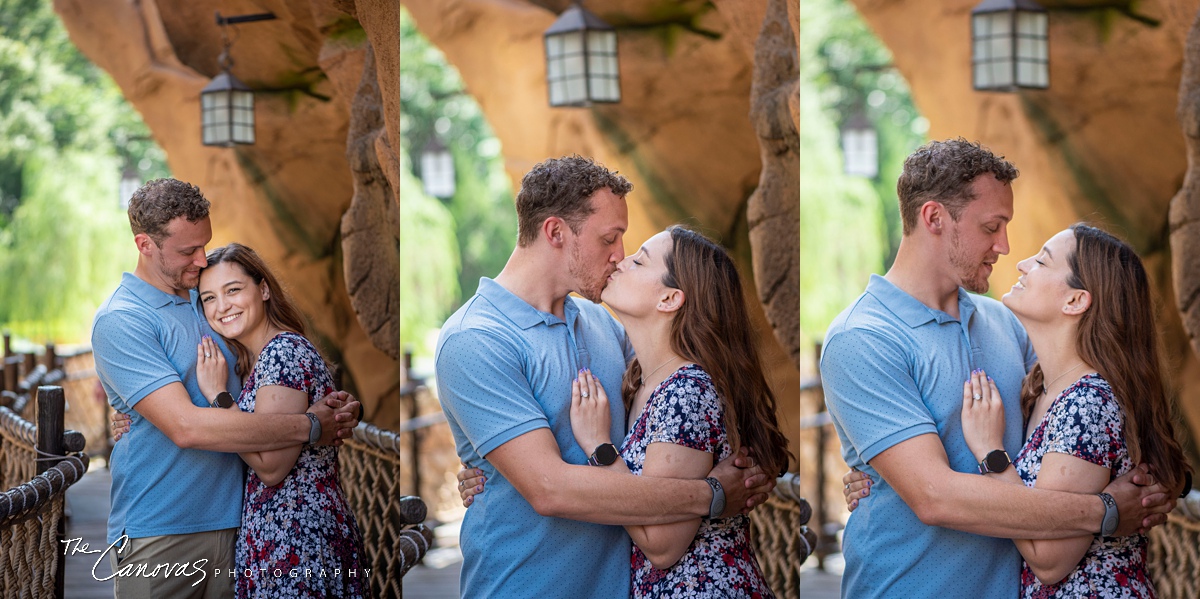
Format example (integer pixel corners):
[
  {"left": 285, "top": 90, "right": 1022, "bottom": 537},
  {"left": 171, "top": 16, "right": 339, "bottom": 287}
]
[
  {"left": 885, "top": 239, "right": 963, "bottom": 318},
  {"left": 133, "top": 261, "right": 190, "bottom": 300},
  {"left": 492, "top": 246, "right": 571, "bottom": 318}
]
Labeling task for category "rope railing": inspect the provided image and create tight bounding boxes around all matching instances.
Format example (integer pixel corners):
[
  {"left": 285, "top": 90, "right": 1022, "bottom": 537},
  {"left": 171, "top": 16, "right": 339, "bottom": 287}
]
[
  {"left": 1147, "top": 489, "right": 1200, "bottom": 599},
  {"left": 748, "top": 472, "right": 818, "bottom": 599},
  {"left": 339, "top": 421, "right": 434, "bottom": 598}
]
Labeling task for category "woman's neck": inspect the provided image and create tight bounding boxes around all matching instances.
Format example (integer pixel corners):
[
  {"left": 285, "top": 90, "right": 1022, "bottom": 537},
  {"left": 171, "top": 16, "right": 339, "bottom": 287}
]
[
  {"left": 621, "top": 315, "right": 683, "bottom": 390},
  {"left": 1023, "top": 319, "right": 1092, "bottom": 396},
  {"left": 238, "top": 322, "right": 284, "bottom": 360}
]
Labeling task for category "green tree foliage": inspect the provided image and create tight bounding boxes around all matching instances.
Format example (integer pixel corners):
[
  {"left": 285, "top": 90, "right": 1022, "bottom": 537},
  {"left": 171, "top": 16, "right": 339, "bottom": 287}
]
[
  {"left": 801, "top": 0, "right": 926, "bottom": 344},
  {"left": 400, "top": 8, "right": 518, "bottom": 353},
  {"left": 0, "top": 0, "right": 169, "bottom": 343},
  {"left": 399, "top": 152, "right": 459, "bottom": 352}
]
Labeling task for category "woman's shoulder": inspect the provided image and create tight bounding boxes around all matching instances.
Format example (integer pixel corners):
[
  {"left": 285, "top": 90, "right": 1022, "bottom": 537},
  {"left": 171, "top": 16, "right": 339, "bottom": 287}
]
[
  {"left": 261, "top": 331, "right": 321, "bottom": 362},
  {"left": 1053, "top": 373, "right": 1122, "bottom": 422},
  {"left": 657, "top": 364, "right": 718, "bottom": 405}
]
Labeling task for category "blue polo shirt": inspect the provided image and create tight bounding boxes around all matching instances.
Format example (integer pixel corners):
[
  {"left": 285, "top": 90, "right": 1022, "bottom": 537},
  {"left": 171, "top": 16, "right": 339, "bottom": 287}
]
[
  {"left": 821, "top": 274, "right": 1036, "bottom": 599},
  {"left": 92, "top": 272, "right": 244, "bottom": 544},
  {"left": 436, "top": 278, "right": 633, "bottom": 599}
]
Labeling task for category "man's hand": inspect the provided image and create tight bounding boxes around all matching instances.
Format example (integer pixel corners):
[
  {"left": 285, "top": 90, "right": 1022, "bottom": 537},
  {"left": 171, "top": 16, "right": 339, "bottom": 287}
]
[
  {"left": 1104, "top": 463, "right": 1176, "bottom": 535},
  {"left": 709, "top": 447, "right": 772, "bottom": 518},
  {"left": 308, "top": 391, "right": 361, "bottom": 446},
  {"left": 843, "top": 468, "right": 871, "bottom": 512}
]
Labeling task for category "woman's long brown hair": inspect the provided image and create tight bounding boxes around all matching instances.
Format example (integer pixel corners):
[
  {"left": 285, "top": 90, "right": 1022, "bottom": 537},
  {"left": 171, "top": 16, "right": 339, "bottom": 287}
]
[
  {"left": 621, "top": 226, "right": 792, "bottom": 477},
  {"left": 202, "top": 243, "right": 311, "bottom": 380},
  {"left": 1018, "top": 224, "right": 1191, "bottom": 493}
]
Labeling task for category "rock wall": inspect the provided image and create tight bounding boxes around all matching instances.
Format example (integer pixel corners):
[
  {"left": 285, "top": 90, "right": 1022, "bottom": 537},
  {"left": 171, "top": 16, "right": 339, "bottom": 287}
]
[
  {"left": 401, "top": 0, "right": 802, "bottom": 445},
  {"left": 52, "top": 0, "right": 401, "bottom": 425},
  {"left": 849, "top": 0, "right": 1200, "bottom": 446}
]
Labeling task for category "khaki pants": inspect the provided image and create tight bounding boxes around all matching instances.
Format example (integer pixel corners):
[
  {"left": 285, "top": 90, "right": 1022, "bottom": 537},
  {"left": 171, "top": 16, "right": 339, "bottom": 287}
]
[{"left": 109, "top": 528, "right": 237, "bottom": 599}]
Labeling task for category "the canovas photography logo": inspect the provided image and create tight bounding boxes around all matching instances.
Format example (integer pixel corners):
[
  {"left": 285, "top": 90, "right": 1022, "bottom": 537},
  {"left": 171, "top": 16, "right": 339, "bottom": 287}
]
[{"left": 62, "top": 536, "right": 370, "bottom": 587}]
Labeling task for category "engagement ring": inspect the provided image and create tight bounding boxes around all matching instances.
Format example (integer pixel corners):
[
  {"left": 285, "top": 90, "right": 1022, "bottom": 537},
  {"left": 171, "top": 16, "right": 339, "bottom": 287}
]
[
  {"left": 972, "top": 394, "right": 982, "bottom": 401},
  {"left": 204, "top": 353, "right": 211, "bottom": 358},
  {"left": 581, "top": 392, "right": 589, "bottom": 398}
]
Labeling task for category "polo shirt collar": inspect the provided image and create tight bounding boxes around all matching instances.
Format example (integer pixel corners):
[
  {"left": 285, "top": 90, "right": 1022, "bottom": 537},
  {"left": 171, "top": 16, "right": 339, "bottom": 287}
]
[
  {"left": 121, "top": 272, "right": 194, "bottom": 308},
  {"left": 866, "top": 274, "right": 978, "bottom": 328},
  {"left": 476, "top": 277, "right": 579, "bottom": 330}
]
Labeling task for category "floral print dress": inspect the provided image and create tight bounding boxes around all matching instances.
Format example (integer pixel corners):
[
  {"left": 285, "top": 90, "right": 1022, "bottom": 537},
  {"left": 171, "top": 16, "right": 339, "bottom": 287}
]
[
  {"left": 621, "top": 363, "right": 776, "bottom": 599},
  {"left": 235, "top": 332, "right": 368, "bottom": 599},
  {"left": 1014, "top": 372, "right": 1154, "bottom": 599}
]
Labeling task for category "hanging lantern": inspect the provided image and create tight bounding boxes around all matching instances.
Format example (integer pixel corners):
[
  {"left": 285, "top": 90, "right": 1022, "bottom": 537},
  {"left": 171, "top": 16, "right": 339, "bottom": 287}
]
[
  {"left": 544, "top": 2, "right": 620, "bottom": 107},
  {"left": 420, "top": 138, "right": 456, "bottom": 199},
  {"left": 841, "top": 112, "right": 878, "bottom": 179},
  {"left": 119, "top": 166, "right": 140, "bottom": 210},
  {"left": 971, "top": 0, "right": 1049, "bottom": 91},
  {"left": 201, "top": 12, "right": 276, "bottom": 146}
]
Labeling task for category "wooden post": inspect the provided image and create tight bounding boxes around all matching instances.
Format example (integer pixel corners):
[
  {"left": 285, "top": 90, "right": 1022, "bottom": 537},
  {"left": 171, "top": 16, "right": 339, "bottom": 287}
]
[
  {"left": 24, "top": 351, "right": 36, "bottom": 377},
  {"left": 405, "top": 351, "right": 421, "bottom": 498},
  {"left": 811, "top": 341, "right": 828, "bottom": 571},
  {"left": 45, "top": 342, "right": 57, "bottom": 371},
  {"left": 36, "top": 385, "right": 68, "bottom": 599}
]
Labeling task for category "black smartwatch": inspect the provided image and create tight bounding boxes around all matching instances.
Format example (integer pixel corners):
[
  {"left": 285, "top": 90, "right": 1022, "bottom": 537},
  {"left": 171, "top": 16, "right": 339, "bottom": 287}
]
[
  {"left": 1098, "top": 492, "right": 1119, "bottom": 536},
  {"left": 978, "top": 449, "right": 1011, "bottom": 475},
  {"left": 209, "top": 391, "right": 235, "bottom": 409},
  {"left": 588, "top": 443, "right": 619, "bottom": 467}
]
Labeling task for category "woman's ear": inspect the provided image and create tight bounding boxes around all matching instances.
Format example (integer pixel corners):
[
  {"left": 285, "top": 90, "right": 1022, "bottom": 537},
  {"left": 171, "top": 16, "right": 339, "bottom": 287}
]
[
  {"left": 260, "top": 281, "right": 271, "bottom": 301},
  {"left": 657, "top": 288, "right": 685, "bottom": 313},
  {"left": 1063, "top": 289, "right": 1091, "bottom": 316}
]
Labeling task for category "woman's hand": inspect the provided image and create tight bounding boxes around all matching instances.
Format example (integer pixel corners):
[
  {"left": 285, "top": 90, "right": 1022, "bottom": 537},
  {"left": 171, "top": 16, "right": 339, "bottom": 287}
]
[
  {"left": 457, "top": 464, "right": 486, "bottom": 507},
  {"left": 196, "top": 336, "right": 229, "bottom": 405},
  {"left": 569, "top": 369, "right": 611, "bottom": 453},
  {"left": 111, "top": 411, "right": 131, "bottom": 442},
  {"left": 961, "top": 369, "right": 1006, "bottom": 461},
  {"left": 843, "top": 468, "right": 871, "bottom": 512}
]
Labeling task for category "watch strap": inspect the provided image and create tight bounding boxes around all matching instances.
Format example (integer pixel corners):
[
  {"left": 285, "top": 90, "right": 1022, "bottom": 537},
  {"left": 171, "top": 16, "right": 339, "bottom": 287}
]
[
  {"left": 304, "top": 412, "right": 321, "bottom": 445},
  {"left": 704, "top": 477, "right": 726, "bottom": 520},
  {"left": 1098, "top": 492, "right": 1119, "bottom": 537}
]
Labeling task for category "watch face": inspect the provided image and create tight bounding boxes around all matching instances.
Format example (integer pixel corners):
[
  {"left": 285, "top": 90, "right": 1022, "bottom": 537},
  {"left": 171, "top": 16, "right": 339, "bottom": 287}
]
[
  {"left": 594, "top": 443, "right": 619, "bottom": 466},
  {"left": 215, "top": 391, "right": 235, "bottom": 409},
  {"left": 985, "top": 450, "right": 1010, "bottom": 473}
]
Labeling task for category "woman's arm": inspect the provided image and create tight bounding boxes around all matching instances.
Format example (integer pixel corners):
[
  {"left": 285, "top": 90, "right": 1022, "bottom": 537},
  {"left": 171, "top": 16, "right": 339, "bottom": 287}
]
[
  {"left": 989, "top": 453, "right": 1108, "bottom": 585},
  {"left": 239, "top": 384, "right": 308, "bottom": 486},
  {"left": 620, "top": 443, "right": 710, "bottom": 569}
]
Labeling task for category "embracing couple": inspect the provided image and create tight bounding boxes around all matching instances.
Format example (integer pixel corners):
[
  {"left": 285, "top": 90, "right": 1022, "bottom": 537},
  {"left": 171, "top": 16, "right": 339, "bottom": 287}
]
[
  {"left": 825, "top": 139, "right": 1193, "bottom": 598},
  {"left": 99, "top": 178, "right": 369, "bottom": 598},
  {"left": 435, "top": 155, "right": 792, "bottom": 598}
]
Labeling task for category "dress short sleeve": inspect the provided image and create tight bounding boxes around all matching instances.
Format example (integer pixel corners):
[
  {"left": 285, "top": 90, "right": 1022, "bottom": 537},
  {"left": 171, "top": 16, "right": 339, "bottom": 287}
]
[
  {"left": 254, "top": 333, "right": 323, "bottom": 404},
  {"left": 1042, "top": 379, "right": 1124, "bottom": 470},
  {"left": 645, "top": 370, "right": 724, "bottom": 455}
]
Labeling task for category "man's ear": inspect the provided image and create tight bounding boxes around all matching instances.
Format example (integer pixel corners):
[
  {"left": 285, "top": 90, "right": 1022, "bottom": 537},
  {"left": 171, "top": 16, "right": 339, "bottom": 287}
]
[
  {"left": 134, "top": 232, "right": 157, "bottom": 256},
  {"left": 919, "top": 200, "right": 945, "bottom": 235},
  {"left": 657, "top": 288, "right": 685, "bottom": 314},
  {"left": 1063, "top": 288, "right": 1091, "bottom": 316},
  {"left": 542, "top": 217, "right": 567, "bottom": 249}
]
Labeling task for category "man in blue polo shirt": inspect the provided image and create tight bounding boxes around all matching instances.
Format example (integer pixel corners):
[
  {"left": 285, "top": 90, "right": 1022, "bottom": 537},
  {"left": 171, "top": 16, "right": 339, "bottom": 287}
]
[
  {"left": 93, "top": 178, "right": 359, "bottom": 598},
  {"left": 821, "top": 139, "right": 1175, "bottom": 599},
  {"left": 436, "top": 156, "right": 772, "bottom": 598}
]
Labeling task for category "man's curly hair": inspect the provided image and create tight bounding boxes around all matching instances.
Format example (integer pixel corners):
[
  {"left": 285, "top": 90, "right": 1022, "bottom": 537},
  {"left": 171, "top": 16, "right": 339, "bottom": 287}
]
[
  {"left": 515, "top": 155, "right": 633, "bottom": 247},
  {"left": 127, "top": 178, "right": 210, "bottom": 244},
  {"left": 897, "top": 138, "right": 1019, "bottom": 235}
]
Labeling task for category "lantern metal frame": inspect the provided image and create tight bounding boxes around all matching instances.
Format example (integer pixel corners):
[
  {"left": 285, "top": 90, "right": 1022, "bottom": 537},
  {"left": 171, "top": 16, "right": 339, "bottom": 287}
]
[
  {"left": 971, "top": 0, "right": 1049, "bottom": 91},
  {"left": 840, "top": 111, "right": 879, "bottom": 179},
  {"left": 543, "top": 1, "right": 621, "bottom": 107}
]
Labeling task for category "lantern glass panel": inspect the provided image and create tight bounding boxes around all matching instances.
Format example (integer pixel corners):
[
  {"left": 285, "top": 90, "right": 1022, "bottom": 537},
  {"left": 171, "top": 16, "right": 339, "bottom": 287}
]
[
  {"left": 842, "top": 128, "right": 878, "bottom": 179},
  {"left": 421, "top": 150, "right": 456, "bottom": 198},
  {"left": 202, "top": 91, "right": 231, "bottom": 146},
  {"left": 231, "top": 90, "right": 255, "bottom": 144}
]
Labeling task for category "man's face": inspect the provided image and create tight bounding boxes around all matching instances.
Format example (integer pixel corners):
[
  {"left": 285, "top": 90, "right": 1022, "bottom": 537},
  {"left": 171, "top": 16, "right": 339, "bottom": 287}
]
[
  {"left": 151, "top": 217, "right": 212, "bottom": 292},
  {"left": 566, "top": 187, "right": 628, "bottom": 303},
  {"left": 945, "top": 175, "right": 1013, "bottom": 293}
]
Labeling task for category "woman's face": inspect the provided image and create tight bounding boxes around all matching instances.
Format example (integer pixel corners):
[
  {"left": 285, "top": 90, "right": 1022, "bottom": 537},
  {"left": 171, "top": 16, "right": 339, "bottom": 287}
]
[
  {"left": 198, "top": 261, "right": 269, "bottom": 342},
  {"left": 600, "top": 230, "right": 676, "bottom": 317},
  {"left": 1002, "top": 228, "right": 1079, "bottom": 321}
]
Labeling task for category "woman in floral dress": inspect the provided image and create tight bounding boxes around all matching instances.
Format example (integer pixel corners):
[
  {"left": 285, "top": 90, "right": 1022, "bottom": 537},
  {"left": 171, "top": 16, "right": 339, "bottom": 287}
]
[
  {"left": 196, "top": 243, "right": 367, "bottom": 599},
  {"left": 567, "top": 226, "right": 791, "bottom": 598},
  {"left": 958, "top": 224, "right": 1191, "bottom": 598}
]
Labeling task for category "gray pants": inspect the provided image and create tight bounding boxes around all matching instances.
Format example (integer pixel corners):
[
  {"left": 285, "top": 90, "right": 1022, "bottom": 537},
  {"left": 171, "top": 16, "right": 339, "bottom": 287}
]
[{"left": 109, "top": 528, "right": 237, "bottom": 599}]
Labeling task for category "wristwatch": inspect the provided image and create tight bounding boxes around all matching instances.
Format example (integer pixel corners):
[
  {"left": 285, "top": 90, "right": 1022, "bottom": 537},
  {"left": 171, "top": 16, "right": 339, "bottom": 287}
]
[
  {"left": 704, "top": 477, "right": 726, "bottom": 519},
  {"left": 977, "top": 449, "right": 1011, "bottom": 475},
  {"left": 588, "top": 443, "right": 619, "bottom": 467},
  {"left": 1098, "top": 492, "right": 1119, "bottom": 536},
  {"left": 209, "top": 391, "right": 235, "bottom": 409},
  {"left": 304, "top": 413, "right": 321, "bottom": 445}
]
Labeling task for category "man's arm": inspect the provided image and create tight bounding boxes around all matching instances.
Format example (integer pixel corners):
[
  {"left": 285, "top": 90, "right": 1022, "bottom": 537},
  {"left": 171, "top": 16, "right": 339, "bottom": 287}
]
[
  {"left": 870, "top": 433, "right": 1171, "bottom": 538},
  {"left": 131, "top": 382, "right": 355, "bottom": 452},
  {"left": 485, "top": 428, "right": 766, "bottom": 525}
]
